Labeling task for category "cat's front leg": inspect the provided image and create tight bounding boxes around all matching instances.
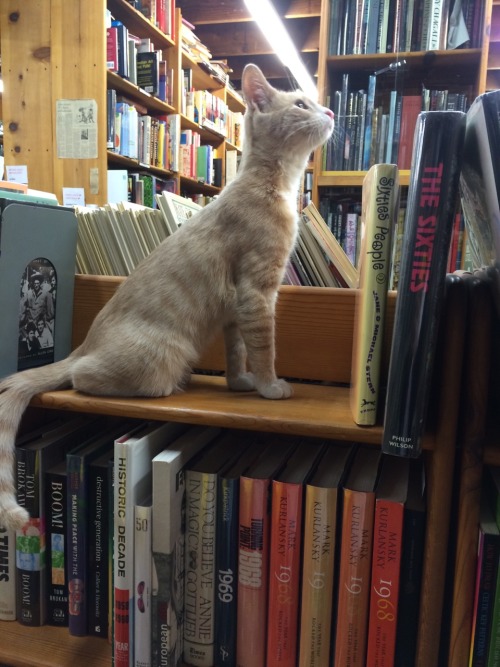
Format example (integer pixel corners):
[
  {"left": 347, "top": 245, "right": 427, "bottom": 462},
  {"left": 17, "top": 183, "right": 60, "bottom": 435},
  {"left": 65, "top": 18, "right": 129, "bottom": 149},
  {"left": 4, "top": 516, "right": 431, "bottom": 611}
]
[
  {"left": 224, "top": 322, "right": 256, "bottom": 392},
  {"left": 234, "top": 292, "right": 293, "bottom": 400}
]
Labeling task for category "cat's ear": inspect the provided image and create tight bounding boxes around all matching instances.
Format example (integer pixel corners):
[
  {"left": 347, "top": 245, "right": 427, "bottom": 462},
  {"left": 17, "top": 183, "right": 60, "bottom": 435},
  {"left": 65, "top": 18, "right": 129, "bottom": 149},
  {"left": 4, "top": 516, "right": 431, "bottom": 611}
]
[{"left": 241, "top": 64, "right": 276, "bottom": 112}]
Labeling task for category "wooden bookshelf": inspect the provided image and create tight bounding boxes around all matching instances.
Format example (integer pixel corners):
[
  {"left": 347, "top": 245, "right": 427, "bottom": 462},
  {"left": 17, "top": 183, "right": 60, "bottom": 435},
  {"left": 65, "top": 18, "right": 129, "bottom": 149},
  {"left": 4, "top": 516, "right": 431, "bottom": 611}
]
[{"left": 0, "top": 273, "right": 469, "bottom": 667}]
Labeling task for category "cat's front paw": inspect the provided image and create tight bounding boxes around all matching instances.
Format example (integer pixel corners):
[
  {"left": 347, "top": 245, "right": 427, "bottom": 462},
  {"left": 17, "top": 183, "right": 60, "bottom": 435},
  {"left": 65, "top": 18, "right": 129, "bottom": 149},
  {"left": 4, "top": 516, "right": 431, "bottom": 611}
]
[
  {"left": 258, "top": 379, "right": 293, "bottom": 400},
  {"left": 227, "top": 372, "right": 256, "bottom": 392}
]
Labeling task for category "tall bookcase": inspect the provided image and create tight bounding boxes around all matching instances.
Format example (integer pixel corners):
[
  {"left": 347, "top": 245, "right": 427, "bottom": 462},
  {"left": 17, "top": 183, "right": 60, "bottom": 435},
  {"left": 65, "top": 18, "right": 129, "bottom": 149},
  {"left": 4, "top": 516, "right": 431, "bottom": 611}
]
[{"left": 0, "top": 0, "right": 244, "bottom": 206}]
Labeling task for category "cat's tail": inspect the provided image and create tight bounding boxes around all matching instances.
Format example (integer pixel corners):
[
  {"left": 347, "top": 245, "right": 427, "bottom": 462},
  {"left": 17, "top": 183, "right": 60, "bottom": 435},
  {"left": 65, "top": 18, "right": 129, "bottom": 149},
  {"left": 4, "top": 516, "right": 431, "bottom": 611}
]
[{"left": 0, "top": 358, "right": 74, "bottom": 530}]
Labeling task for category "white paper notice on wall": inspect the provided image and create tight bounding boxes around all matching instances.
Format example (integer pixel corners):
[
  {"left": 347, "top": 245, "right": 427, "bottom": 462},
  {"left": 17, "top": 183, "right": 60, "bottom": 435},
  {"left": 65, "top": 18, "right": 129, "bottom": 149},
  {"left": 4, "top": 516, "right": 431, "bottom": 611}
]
[
  {"left": 5, "top": 165, "right": 28, "bottom": 184},
  {"left": 62, "top": 187, "right": 86, "bottom": 207},
  {"left": 56, "top": 99, "right": 98, "bottom": 159}
]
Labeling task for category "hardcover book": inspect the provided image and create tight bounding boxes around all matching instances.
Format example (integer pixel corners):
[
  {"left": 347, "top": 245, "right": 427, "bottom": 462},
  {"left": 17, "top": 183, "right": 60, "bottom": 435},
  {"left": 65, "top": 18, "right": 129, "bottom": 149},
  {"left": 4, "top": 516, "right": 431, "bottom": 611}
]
[
  {"left": 382, "top": 110, "right": 466, "bottom": 457},
  {"left": 67, "top": 422, "right": 132, "bottom": 637},
  {"left": 350, "top": 163, "right": 400, "bottom": 426},
  {"left": 266, "top": 440, "right": 324, "bottom": 667},
  {"left": 237, "top": 438, "right": 297, "bottom": 667},
  {"left": 45, "top": 459, "right": 69, "bottom": 627},
  {"left": 183, "top": 434, "right": 243, "bottom": 667},
  {"left": 214, "top": 436, "right": 263, "bottom": 667},
  {"left": 113, "top": 421, "right": 189, "bottom": 667},
  {"left": 366, "top": 455, "right": 410, "bottom": 666},
  {"left": 0, "top": 200, "right": 77, "bottom": 380},
  {"left": 134, "top": 495, "right": 153, "bottom": 667},
  {"left": 460, "top": 89, "right": 500, "bottom": 271},
  {"left": 334, "top": 446, "right": 381, "bottom": 667},
  {"left": 0, "top": 525, "right": 16, "bottom": 621},
  {"left": 298, "top": 443, "right": 354, "bottom": 667},
  {"left": 151, "top": 425, "right": 221, "bottom": 667},
  {"left": 15, "top": 417, "right": 101, "bottom": 627}
]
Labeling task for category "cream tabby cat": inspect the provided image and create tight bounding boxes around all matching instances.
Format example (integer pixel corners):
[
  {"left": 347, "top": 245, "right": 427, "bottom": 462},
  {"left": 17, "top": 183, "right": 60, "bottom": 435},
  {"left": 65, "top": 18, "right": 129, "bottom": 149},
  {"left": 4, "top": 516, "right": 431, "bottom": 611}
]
[{"left": 0, "top": 64, "right": 333, "bottom": 530}]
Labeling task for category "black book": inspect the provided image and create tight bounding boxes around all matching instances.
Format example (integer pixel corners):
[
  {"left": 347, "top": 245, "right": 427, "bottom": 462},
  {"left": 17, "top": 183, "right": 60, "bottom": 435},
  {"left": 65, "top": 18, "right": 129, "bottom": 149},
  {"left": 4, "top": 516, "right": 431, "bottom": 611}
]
[
  {"left": 136, "top": 51, "right": 160, "bottom": 97},
  {"left": 460, "top": 89, "right": 500, "bottom": 270},
  {"left": 382, "top": 110, "right": 466, "bottom": 457}
]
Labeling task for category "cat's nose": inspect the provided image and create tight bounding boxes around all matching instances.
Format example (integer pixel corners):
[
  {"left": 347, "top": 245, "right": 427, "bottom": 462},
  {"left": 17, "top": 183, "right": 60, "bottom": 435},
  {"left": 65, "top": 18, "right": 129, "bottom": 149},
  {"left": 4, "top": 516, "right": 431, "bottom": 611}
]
[{"left": 324, "top": 108, "right": 334, "bottom": 120}]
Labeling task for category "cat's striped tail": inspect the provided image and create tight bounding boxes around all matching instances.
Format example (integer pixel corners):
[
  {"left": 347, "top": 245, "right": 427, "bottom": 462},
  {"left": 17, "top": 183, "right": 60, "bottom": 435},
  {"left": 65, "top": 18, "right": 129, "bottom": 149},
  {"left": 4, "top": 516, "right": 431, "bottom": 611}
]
[{"left": 0, "top": 358, "right": 74, "bottom": 530}]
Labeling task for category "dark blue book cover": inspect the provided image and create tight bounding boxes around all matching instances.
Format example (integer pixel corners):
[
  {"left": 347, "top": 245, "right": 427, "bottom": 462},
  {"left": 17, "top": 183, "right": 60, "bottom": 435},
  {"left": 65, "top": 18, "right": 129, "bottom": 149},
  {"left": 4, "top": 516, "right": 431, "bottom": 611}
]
[
  {"left": 214, "top": 438, "right": 265, "bottom": 666},
  {"left": 66, "top": 422, "right": 132, "bottom": 636}
]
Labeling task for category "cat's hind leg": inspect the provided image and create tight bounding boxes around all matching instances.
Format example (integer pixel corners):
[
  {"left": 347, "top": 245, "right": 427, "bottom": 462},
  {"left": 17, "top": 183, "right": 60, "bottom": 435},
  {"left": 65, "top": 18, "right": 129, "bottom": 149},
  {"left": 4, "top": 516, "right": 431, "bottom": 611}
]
[{"left": 224, "top": 322, "right": 256, "bottom": 392}]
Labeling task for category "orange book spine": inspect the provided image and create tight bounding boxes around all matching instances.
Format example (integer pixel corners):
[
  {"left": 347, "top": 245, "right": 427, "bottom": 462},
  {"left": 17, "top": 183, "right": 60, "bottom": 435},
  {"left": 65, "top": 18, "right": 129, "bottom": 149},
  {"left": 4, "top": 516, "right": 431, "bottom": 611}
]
[
  {"left": 334, "top": 488, "right": 376, "bottom": 666},
  {"left": 237, "top": 476, "right": 272, "bottom": 667},
  {"left": 266, "top": 480, "right": 304, "bottom": 666},
  {"left": 366, "top": 498, "right": 404, "bottom": 666}
]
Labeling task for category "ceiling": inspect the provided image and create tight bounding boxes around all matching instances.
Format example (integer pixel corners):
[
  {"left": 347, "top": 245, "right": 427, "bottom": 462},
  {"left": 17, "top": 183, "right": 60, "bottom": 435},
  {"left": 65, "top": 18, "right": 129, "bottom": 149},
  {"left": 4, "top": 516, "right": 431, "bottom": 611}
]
[{"left": 176, "top": 0, "right": 322, "bottom": 92}]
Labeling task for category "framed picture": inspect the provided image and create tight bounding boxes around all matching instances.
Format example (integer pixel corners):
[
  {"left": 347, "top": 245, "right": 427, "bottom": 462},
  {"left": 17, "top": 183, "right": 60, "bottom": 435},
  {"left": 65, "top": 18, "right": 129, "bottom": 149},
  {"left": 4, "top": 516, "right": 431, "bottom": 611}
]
[{"left": 155, "top": 191, "right": 202, "bottom": 234}]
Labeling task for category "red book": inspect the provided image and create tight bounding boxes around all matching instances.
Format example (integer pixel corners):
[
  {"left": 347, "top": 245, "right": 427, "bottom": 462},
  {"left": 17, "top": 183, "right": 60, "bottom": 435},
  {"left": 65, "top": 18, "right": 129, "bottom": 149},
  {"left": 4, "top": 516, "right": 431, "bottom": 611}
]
[
  {"left": 106, "top": 26, "right": 118, "bottom": 72},
  {"left": 266, "top": 441, "right": 324, "bottom": 667},
  {"left": 397, "top": 95, "right": 421, "bottom": 170},
  {"left": 366, "top": 455, "right": 410, "bottom": 667},
  {"left": 237, "top": 438, "right": 297, "bottom": 667},
  {"left": 156, "top": 0, "right": 166, "bottom": 34},
  {"left": 334, "top": 446, "right": 381, "bottom": 667}
]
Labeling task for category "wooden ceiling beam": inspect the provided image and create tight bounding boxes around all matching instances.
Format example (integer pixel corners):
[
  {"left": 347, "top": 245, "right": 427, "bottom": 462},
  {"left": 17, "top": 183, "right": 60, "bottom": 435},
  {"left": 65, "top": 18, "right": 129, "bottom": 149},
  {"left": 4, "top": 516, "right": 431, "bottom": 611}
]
[
  {"left": 177, "top": 0, "right": 320, "bottom": 25},
  {"left": 194, "top": 17, "right": 318, "bottom": 57}
]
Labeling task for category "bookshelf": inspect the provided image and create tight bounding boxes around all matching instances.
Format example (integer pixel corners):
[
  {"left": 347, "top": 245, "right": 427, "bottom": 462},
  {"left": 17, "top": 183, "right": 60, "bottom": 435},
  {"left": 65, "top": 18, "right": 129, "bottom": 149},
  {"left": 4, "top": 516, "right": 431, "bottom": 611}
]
[
  {"left": 0, "top": 273, "right": 469, "bottom": 667},
  {"left": 0, "top": 0, "right": 244, "bottom": 205},
  {"left": 312, "top": 1, "right": 494, "bottom": 209}
]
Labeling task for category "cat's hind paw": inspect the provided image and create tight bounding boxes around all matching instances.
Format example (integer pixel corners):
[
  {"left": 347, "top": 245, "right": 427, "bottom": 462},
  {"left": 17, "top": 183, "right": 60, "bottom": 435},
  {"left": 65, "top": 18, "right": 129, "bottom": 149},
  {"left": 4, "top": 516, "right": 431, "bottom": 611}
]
[
  {"left": 227, "top": 372, "right": 256, "bottom": 392},
  {"left": 258, "top": 379, "right": 293, "bottom": 400}
]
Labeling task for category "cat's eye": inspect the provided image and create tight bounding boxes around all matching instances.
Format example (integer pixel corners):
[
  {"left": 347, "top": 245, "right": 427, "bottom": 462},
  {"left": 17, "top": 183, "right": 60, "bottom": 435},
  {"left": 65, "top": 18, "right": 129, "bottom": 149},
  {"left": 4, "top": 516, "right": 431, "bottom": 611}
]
[{"left": 295, "top": 100, "right": 308, "bottom": 109}]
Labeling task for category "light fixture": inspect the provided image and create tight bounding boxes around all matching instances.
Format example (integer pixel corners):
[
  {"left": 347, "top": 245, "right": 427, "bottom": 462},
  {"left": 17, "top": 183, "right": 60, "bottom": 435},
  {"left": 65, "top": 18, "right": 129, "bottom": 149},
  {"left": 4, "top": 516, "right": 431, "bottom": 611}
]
[{"left": 243, "top": 0, "right": 317, "bottom": 99}]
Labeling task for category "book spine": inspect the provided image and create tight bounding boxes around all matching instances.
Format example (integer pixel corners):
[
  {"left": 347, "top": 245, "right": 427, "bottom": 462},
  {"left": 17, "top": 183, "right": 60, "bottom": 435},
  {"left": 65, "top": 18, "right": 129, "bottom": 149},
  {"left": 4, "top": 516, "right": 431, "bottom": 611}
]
[
  {"left": 15, "top": 448, "right": 43, "bottom": 626},
  {"left": 0, "top": 525, "right": 16, "bottom": 621},
  {"left": 266, "top": 480, "right": 304, "bottom": 667},
  {"left": 215, "top": 476, "right": 239, "bottom": 666},
  {"left": 334, "top": 488, "right": 376, "bottom": 666},
  {"left": 298, "top": 486, "right": 338, "bottom": 667},
  {"left": 88, "top": 464, "right": 110, "bottom": 637},
  {"left": 67, "top": 454, "right": 88, "bottom": 636},
  {"left": 366, "top": 498, "right": 405, "bottom": 666},
  {"left": 114, "top": 446, "right": 132, "bottom": 667},
  {"left": 45, "top": 469, "right": 68, "bottom": 626},
  {"left": 237, "top": 477, "right": 271, "bottom": 667},
  {"left": 134, "top": 503, "right": 152, "bottom": 667},
  {"left": 350, "top": 164, "right": 399, "bottom": 426},
  {"left": 381, "top": 111, "right": 466, "bottom": 457},
  {"left": 183, "top": 470, "right": 218, "bottom": 667},
  {"left": 471, "top": 533, "right": 500, "bottom": 665}
]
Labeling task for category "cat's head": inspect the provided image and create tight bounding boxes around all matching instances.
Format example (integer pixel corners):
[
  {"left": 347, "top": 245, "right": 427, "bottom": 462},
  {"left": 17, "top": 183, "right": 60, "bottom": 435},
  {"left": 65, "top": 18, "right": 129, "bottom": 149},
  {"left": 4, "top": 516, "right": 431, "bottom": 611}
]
[{"left": 241, "top": 64, "right": 334, "bottom": 160}]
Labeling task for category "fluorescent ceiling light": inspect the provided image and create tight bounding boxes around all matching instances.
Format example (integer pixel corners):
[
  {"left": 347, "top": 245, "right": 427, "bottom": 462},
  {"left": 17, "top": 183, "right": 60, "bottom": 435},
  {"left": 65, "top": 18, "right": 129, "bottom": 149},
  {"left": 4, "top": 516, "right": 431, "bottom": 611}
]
[{"left": 243, "top": 0, "right": 317, "bottom": 99}]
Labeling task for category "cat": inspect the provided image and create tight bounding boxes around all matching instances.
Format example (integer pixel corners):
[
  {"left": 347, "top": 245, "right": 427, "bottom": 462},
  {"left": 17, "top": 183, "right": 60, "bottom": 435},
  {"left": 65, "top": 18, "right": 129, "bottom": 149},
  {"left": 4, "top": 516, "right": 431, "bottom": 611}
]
[{"left": 0, "top": 63, "right": 334, "bottom": 530}]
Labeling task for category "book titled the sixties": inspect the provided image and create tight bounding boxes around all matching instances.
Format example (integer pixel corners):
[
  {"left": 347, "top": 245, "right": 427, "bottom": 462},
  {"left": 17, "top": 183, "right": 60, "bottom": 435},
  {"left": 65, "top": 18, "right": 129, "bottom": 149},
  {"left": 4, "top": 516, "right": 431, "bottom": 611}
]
[
  {"left": 266, "top": 440, "right": 324, "bottom": 667},
  {"left": 382, "top": 110, "right": 466, "bottom": 458},
  {"left": 460, "top": 89, "right": 500, "bottom": 271},
  {"left": 0, "top": 199, "right": 77, "bottom": 380},
  {"left": 350, "top": 163, "right": 400, "bottom": 426}
]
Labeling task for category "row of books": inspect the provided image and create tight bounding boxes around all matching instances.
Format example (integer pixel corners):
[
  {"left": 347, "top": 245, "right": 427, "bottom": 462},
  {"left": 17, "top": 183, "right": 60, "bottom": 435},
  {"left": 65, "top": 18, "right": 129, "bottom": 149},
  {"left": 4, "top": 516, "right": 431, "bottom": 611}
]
[
  {"left": 75, "top": 191, "right": 200, "bottom": 276},
  {"left": 1, "top": 414, "right": 427, "bottom": 667},
  {"left": 183, "top": 84, "right": 243, "bottom": 145},
  {"left": 328, "top": 0, "right": 484, "bottom": 56},
  {"left": 324, "top": 72, "right": 469, "bottom": 172},
  {"left": 129, "top": 0, "right": 176, "bottom": 38}
]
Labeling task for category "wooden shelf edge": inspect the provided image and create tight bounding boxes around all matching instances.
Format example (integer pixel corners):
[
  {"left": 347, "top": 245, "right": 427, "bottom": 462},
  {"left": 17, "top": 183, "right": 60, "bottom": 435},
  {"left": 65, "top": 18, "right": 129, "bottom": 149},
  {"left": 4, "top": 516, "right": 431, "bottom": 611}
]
[
  {"left": 0, "top": 622, "right": 111, "bottom": 667},
  {"left": 317, "top": 170, "right": 411, "bottom": 187},
  {"left": 29, "top": 374, "right": 436, "bottom": 450}
]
